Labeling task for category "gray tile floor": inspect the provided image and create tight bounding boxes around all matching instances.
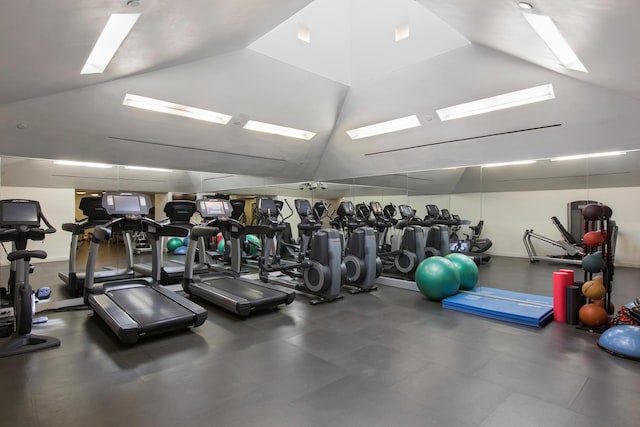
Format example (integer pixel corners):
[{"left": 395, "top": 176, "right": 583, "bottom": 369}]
[{"left": 1, "top": 254, "right": 640, "bottom": 427}]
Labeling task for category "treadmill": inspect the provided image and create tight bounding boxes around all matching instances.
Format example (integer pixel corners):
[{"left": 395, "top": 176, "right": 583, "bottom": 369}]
[
  {"left": 59, "top": 196, "right": 134, "bottom": 297},
  {"left": 84, "top": 192, "right": 207, "bottom": 344},
  {"left": 182, "top": 199, "right": 296, "bottom": 317},
  {"left": 134, "top": 201, "right": 208, "bottom": 285}
]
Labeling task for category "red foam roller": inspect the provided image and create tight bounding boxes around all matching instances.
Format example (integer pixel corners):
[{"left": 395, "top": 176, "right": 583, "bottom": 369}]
[
  {"left": 553, "top": 272, "right": 569, "bottom": 322},
  {"left": 559, "top": 269, "right": 575, "bottom": 286}
]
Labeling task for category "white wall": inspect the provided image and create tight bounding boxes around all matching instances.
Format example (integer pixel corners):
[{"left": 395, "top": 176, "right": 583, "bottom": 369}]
[{"left": 0, "top": 186, "right": 76, "bottom": 265}]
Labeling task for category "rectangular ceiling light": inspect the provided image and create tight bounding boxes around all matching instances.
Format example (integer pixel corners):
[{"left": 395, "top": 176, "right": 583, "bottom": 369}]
[
  {"left": 80, "top": 13, "right": 141, "bottom": 74},
  {"left": 243, "top": 120, "right": 316, "bottom": 140},
  {"left": 123, "top": 94, "right": 232, "bottom": 125},
  {"left": 395, "top": 22, "right": 410, "bottom": 42},
  {"left": 523, "top": 13, "right": 588, "bottom": 73},
  {"left": 346, "top": 115, "right": 421, "bottom": 140},
  {"left": 482, "top": 160, "right": 537, "bottom": 168},
  {"left": 125, "top": 165, "right": 172, "bottom": 172},
  {"left": 550, "top": 151, "right": 627, "bottom": 162},
  {"left": 436, "top": 84, "right": 555, "bottom": 122},
  {"left": 54, "top": 160, "right": 113, "bottom": 169}
]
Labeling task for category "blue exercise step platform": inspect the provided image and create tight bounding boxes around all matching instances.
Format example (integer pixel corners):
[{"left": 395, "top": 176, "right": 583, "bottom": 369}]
[{"left": 442, "top": 287, "right": 554, "bottom": 328}]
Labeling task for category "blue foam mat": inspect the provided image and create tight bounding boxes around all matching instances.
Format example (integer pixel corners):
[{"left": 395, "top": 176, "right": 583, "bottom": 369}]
[{"left": 442, "top": 287, "right": 554, "bottom": 328}]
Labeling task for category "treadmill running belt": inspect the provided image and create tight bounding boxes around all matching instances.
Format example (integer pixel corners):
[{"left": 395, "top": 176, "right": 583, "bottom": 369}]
[
  {"left": 206, "top": 277, "right": 287, "bottom": 301},
  {"left": 107, "top": 287, "right": 194, "bottom": 326}
]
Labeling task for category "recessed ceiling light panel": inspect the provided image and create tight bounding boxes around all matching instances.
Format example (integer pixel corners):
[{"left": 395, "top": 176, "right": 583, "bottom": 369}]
[
  {"left": 80, "top": 13, "right": 140, "bottom": 74},
  {"left": 550, "top": 151, "right": 627, "bottom": 161},
  {"left": 518, "top": 2, "right": 533, "bottom": 10},
  {"left": 482, "top": 160, "right": 537, "bottom": 168},
  {"left": 54, "top": 160, "right": 113, "bottom": 169},
  {"left": 523, "top": 13, "right": 588, "bottom": 72},
  {"left": 347, "top": 115, "right": 421, "bottom": 140},
  {"left": 436, "top": 84, "right": 555, "bottom": 121},
  {"left": 123, "top": 94, "right": 232, "bottom": 124},
  {"left": 125, "top": 166, "right": 173, "bottom": 172},
  {"left": 243, "top": 120, "right": 316, "bottom": 140}
]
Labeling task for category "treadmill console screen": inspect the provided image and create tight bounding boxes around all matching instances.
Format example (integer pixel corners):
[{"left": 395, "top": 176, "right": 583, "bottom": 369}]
[
  {"left": 0, "top": 200, "right": 40, "bottom": 227},
  {"left": 103, "top": 193, "right": 150, "bottom": 215},
  {"left": 198, "top": 199, "right": 232, "bottom": 218},
  {"left": 398, "top": 205, "right": 414, "bottom": 219}
]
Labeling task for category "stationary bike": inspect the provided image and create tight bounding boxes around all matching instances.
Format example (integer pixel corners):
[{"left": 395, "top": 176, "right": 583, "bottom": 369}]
[{"left": 0, "top": 199, "right": 59, "bottom": 358}]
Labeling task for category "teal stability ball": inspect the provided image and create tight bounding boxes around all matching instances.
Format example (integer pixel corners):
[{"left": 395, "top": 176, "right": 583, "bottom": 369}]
[
  {"left": 582, "top": 251, "right": 605, "bottom": 273},
  {"left": 217, "top": 238, "right": 225, "bottom": 254},
  {"left": 445, "top": 253, "right": 479, "bottom": 291},
  {"left": 246, "top": 234, "right": 261, "bottom": 255},
  {"left": 415, "top": 256, "right": 460, "bottom": 301},
  {"left": 167, "top": 237, "right": 183, "bottom": 252}
]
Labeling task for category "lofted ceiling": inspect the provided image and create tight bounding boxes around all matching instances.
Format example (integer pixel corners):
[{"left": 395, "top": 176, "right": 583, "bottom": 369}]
[{"left": 1, "top": 0, "right": 639, "bottom": 192}]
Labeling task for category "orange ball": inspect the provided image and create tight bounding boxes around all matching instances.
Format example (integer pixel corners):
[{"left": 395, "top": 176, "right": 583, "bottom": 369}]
[
  {"left": 583, "top": 231, "right": 604, "bottom": 248},
  {"left": 593, "top": 299, "right": 615, "bottom": 315},
  {"left": 582, "top": 281, "right": 606, "bottom": 300},
  {"left": 579, "top": 304, "right": 608, "bottom": 328}
]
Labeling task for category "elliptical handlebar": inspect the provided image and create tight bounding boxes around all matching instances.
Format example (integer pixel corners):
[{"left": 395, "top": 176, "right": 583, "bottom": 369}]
[{"left": 280, "top": 199, "right": 295, "bottom": 222}]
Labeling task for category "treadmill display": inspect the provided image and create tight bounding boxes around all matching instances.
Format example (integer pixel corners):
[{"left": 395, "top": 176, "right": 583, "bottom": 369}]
[
  {"left": 0, "top": 200, "right": 40, "bottom": 226},
  {"left": 203, "top": 200, "right": 228, "bottom": 216},
  {"left": 114, "top": 195, "right": 141, "bottom": 213}
]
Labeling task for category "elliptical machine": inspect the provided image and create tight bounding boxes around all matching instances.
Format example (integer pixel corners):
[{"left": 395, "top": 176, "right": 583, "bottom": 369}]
[
  {"left": 367, "top": 201, "right": 425, "bottom": 277},
  {"left": 0, "top": 199, "right": 59, "bottom": 358},
  {"left": 331, "top": 200, "right": 381, "bottom": 293},
  {"left": 256, "top": 197, "right": 344, "bottom": 304}
]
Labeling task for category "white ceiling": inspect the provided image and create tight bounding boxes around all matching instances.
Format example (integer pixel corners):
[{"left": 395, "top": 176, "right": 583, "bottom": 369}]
[
  {"left": 1, "top": 0, "right": 639, "bottom": 192},
  {"left": 248, "top": 0, "right": 469, "bottom": 86}
]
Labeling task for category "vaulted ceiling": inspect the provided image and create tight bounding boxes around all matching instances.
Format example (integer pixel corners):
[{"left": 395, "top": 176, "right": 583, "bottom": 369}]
[{"left": 1, "top": 0, "right": 639, "bottom": 191}]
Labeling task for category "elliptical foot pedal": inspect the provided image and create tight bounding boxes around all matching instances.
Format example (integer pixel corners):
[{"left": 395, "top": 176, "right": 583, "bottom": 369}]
[{"left": 348, "top": 285, "right": 378, "bottom": 294}]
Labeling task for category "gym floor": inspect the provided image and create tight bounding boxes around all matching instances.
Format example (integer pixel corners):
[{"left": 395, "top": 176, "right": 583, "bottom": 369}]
[{"left": 1, "top": 254, "right": 639, "bottom": 427}]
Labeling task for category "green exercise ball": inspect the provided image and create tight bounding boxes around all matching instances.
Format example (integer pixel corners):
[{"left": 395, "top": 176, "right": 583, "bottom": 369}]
[
  {"left": 167, "top": 237, "right": 183, "bottom": 252},
  {"left": 246, "top": 234, "right": 261, "bottom": 255},
  {"left": 217, "top": 238, "right": 225, "bottom": 254},
  {"left": 445, "top": 253, "right": 479, "bottom": 291},
  {"left": 415, "top": 256, "right": 460, "bottom": 301},
  {"left": 582, "top": 251, "right": 605, "bottom": 273}
]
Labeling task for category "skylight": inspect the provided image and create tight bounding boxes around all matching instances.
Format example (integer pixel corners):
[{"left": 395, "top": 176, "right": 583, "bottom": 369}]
[
  {"left": 80, "top": 13, "right": 140, "bottom": 74},
  {"left": 523, "top": 13, "right": 588, "bottom": 73},
  {"left": 297, "top": 24, "right": 311, "bottom": 43},
  {"left": 395, "top": 23, "right": 410, "bottom": 42},
  {"left": 243, "top": 120, "right": 316, "bottom": 140},
  {"left": 346, "top": 115, "right": 421, "bottom": 140},
  {"left": 436, "top": 84, "right": 555, "bottom": 121},
  {"left": 123, "top": 94, "right": 232, "bottom": 125}
]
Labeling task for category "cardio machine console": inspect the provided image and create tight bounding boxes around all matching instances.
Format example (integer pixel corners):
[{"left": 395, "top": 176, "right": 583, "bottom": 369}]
[
  {"left": 0, "top": 200, "right": 41, "bottom": 227},
  {"left": 197, "top": 199, "right": 232, "bottom": 219},
  {"left": 102, "top": 193, "right": 151, "bottom": 217},
  {"left": 398, "top": 205, "right": 415, "bottom": 219}
]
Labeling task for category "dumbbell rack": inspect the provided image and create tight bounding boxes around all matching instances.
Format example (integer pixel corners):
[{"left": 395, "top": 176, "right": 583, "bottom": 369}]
[{"left": 577, "top": 210, "right": 616, "bottom": 332}]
